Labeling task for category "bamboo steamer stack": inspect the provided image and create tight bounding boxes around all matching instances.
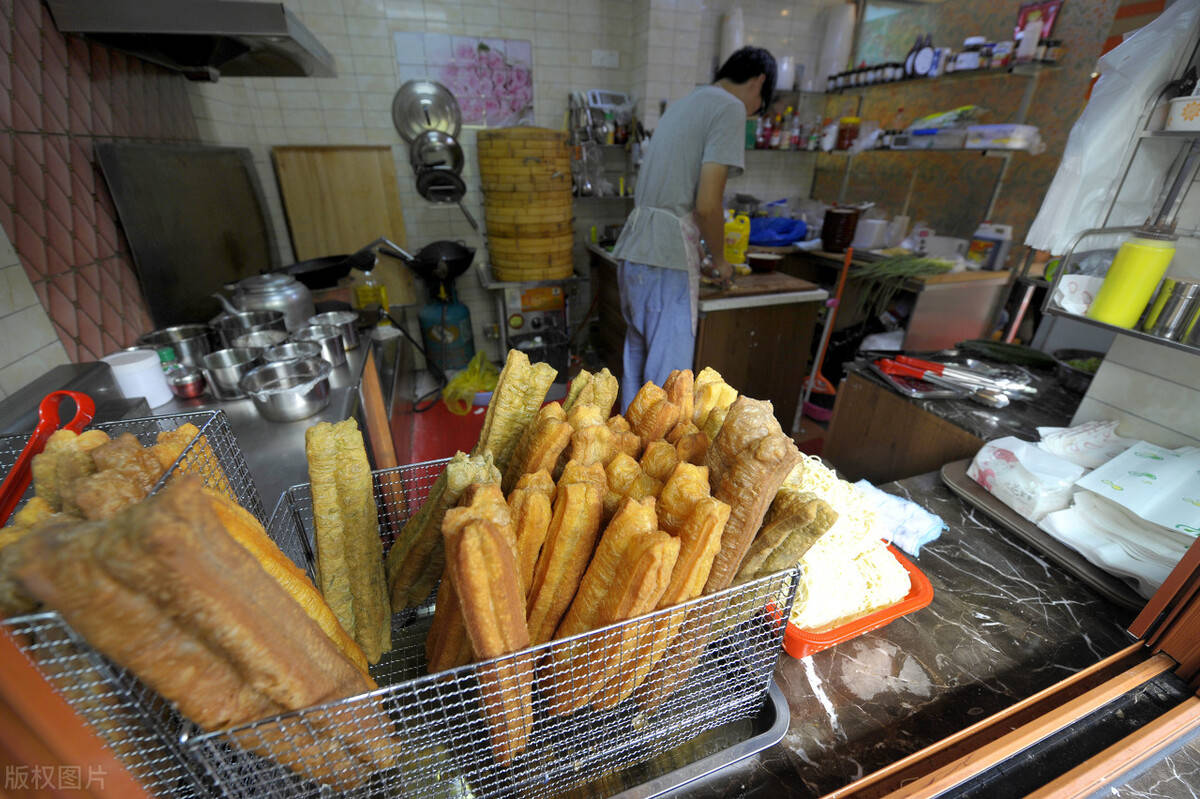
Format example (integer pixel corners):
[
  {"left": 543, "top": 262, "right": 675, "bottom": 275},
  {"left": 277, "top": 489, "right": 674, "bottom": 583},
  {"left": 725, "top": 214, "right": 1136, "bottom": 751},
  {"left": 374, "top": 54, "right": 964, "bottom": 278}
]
[{"left": 478, "top": 127, "right": 574, "bottom": 281}]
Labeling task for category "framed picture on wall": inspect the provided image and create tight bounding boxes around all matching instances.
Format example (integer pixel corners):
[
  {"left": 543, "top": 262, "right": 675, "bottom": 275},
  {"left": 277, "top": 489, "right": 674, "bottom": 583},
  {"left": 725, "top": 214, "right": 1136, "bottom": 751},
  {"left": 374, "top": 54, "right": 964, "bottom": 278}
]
[{"left": 1015, "top": 0, "right": 1064, "bottom": 40}]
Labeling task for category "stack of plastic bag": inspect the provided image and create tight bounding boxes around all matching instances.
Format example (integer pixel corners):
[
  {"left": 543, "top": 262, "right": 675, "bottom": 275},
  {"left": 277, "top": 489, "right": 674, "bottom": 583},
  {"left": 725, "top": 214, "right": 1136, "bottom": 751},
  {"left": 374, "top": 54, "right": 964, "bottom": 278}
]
[
  {"left": 968, "top": 436, "right": 1087, "bottom": 522},
  {"left": 1037, "top": 420, "right": 1136, "bottom": 469},
  {"left": 1041, "top": 491, "right": 1187, "bottom": 599},
  {"left": 853, "top": 480, "right": 945, "bottom": 556}
]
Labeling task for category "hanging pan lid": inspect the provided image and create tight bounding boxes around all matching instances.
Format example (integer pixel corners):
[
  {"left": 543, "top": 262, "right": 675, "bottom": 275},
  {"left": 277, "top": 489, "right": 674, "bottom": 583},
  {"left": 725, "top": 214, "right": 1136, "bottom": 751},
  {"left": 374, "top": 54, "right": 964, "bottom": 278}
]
[
  {"left": 410, "top": 130, "right": 464, "bottom": 174},
  {"left": 392, "top": 80, "right": 462, "bottom": 143}
]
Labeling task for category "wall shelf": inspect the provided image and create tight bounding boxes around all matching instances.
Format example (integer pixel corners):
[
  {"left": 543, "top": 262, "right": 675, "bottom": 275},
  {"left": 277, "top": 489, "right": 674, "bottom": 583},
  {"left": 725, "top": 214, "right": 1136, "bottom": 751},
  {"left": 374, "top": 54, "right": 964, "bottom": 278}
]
[
  {"left": 1140, "top": 129, "right": 1200, "bottom": 139},
  {"left": 1045, "top": 307, "right": 1200, "bottom": 357},
  {"left": 827, "top": 62, "right": 1058, "bottom": 94}
]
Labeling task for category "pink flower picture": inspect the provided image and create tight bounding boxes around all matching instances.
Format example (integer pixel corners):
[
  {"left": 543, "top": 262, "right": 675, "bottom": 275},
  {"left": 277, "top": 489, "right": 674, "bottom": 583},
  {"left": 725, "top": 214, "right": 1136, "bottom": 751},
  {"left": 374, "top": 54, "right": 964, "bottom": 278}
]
[{"left": 435, "top": 37, "right": 534, "bottom": 127}]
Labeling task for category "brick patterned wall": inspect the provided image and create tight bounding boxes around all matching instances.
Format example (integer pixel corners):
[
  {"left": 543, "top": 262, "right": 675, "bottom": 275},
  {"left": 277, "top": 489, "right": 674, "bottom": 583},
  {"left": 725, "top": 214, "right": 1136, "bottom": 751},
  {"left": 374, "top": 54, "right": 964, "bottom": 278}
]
[{"left": 0, "top": 0, "right": 200, "bottom": 362}]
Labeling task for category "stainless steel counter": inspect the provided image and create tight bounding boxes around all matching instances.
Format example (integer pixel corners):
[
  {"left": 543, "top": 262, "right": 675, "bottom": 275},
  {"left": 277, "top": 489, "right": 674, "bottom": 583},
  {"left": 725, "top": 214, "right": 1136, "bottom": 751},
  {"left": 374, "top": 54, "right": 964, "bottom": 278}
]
[{"left": 151, "top": 336, "right": 401, "bottom": 512}]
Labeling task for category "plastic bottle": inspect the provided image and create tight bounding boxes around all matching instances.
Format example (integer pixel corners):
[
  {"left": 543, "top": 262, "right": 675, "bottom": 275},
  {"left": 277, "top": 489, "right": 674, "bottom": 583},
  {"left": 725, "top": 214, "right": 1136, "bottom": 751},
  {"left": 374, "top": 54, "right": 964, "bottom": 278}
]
[
  {"left": 157, "top": 346, "right": 179, "bottom": 373},
  {"left": 354, "top": 267, "right": 390, "bottom": 321},
  {"left": 790, "top": 109, "right": 803, "bottom": 150},
  {"left": 1088, "top": 234, "right": 1177, "bottom": 328},
  {"left": 723, "top": 212, "right": 751, "bottom": 265}
]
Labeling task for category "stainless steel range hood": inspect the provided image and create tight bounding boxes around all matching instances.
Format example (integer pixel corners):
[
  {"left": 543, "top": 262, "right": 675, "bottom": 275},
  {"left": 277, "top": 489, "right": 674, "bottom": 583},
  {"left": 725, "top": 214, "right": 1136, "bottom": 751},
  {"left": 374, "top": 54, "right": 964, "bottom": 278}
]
[{"left": 46, "top": 0, "right": 336, "bottom": 82}]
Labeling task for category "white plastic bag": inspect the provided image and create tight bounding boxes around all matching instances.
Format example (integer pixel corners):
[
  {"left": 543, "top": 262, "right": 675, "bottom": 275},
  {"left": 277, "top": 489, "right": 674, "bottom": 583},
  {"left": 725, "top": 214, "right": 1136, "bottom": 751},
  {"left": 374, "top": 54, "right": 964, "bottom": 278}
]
[
  {"left": 1037, "top": 420, "right": 1136, "bottom": 469},
  {"left": 967, "top": 436, "right": 1086, "bottom": 522},
  {"left": 1025, "top": 0, "right": 1200, "bottom": 254}
]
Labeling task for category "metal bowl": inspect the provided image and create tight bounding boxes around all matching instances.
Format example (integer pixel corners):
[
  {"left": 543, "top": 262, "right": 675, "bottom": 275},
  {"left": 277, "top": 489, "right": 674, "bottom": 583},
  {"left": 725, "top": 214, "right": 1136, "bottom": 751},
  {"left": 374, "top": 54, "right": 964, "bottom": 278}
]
[
  {"left": 138, "top": 324, "right": 215, "bottom": 368},
  {"left": 211, "top": 310, "right": 287, "bottom": 348},
  {"left": 232, "top": 330, "right": 288, "bottom": 351},
  {"left": 165, "top": 365, "right": 206, "bottom": 399},
  {"left": 308, "top": 310, "right": 360, "bottom": 351},
  {"left": 201, "top": 348, "right": 262, "bottom": 400},
  {"left": 240, "top": 357, "right": 332, "bottom": 422},
  {"left": 292, "top": 324, "right": 347, "bottom": 367},
  {"left": 1052, "top": 348, "right": 1105, "bottom": 394},
  {"left": 262, "top": 341, "right": 322, "bottom": 364}
]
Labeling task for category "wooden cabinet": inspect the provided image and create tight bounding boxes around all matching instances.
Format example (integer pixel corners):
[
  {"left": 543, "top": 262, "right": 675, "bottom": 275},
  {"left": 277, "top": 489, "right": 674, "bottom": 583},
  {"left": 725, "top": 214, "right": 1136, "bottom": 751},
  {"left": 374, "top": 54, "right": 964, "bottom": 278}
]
[
  {"left": 824, "top": 371, "right": 984, "bottom": 484},
  {"left": 589, "top": 246, "right": 826, "bottom": 427}
]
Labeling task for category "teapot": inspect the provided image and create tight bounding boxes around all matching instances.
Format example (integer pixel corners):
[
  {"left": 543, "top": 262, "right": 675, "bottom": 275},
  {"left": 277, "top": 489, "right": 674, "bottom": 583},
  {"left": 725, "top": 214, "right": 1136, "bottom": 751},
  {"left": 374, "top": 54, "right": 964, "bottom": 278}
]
[{"left": 215, "top": 273, "right": 315, "bottom": 332}]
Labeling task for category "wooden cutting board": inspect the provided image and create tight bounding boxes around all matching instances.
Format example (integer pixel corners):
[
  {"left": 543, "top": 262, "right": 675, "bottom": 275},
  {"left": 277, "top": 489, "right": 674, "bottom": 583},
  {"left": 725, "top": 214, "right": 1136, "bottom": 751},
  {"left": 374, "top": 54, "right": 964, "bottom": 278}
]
[
  {"left": 272, "top": 145, "right": 413, "bottom": 303},
  {"left": 272, "top": 145, "right": 410, "bottom": 258}
]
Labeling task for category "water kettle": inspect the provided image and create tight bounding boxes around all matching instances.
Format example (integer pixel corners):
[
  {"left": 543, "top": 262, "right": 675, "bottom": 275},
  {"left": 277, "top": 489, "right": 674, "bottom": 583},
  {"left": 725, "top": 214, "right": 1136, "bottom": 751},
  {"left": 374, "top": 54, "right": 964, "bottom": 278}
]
[{"left": 215, "top": 273, "right": 315, "bottom": 332}]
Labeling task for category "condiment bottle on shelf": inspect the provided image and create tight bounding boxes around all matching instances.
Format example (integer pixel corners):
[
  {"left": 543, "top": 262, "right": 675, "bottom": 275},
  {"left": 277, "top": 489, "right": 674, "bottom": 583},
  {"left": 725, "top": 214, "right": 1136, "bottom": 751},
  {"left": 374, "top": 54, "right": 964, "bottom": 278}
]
[
  {"left": 1087, "top": 232, "right": 1178, "bottom": 328},
  {"left": 836, "top": 117, "right": 860, "bottom": 150},
  {"left": 157, "top": 347, "right": 179, "bottom": 373},
  {"left": 789, "top": 109, "right": 803, "bottom": 150},
  {"left": 769, "top": 112, "right": 784, "bottom": 148}
]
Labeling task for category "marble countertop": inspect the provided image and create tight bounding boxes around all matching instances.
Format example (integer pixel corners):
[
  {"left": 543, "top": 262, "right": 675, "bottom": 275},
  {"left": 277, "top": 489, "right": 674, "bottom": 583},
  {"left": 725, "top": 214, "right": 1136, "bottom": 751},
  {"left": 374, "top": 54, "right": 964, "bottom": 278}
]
[
  {"left": 845, "top": 359, "right": 1081, "bottom": 443},
  {"left": 673, "top": 470, "right": 1142, "bottom": 797}
]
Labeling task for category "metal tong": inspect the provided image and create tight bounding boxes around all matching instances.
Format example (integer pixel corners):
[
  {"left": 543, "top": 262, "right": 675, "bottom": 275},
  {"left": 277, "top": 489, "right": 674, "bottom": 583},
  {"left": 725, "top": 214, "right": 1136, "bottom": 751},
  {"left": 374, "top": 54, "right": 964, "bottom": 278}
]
[
  {"left": 893, "top": 356, "right": 1038, "bottom": 396},
  {"left": 0, "top": 391, "right": 95, "bottom": 524}
]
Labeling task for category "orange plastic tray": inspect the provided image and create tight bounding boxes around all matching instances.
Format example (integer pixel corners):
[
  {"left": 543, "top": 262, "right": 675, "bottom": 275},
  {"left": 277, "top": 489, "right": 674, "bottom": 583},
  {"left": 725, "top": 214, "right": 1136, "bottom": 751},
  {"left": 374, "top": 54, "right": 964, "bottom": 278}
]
[{"left": 782, "top": 545, "right": 934, "bottom": 659}]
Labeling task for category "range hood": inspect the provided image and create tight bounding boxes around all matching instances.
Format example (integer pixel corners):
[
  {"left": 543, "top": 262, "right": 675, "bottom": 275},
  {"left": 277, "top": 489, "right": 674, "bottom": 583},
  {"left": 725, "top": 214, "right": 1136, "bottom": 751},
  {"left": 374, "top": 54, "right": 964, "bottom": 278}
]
[{"left": 46, "top": 0, "right": 335, "bottom": 82}]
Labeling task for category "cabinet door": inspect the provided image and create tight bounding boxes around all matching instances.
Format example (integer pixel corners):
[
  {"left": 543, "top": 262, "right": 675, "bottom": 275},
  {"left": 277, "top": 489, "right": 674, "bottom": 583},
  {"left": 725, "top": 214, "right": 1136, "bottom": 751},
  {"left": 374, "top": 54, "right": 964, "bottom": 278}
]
[
  {"left": 824, "top": 372, "right": 983, "bottom": 483},
  {"left": 694, "top": 302, "right": 818, "bottom": 431}
]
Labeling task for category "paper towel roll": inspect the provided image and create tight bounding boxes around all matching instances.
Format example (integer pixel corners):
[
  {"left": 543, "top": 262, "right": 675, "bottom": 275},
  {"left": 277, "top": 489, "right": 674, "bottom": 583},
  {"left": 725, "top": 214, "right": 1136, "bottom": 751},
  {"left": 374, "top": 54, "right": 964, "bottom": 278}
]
[
  {"left": 816, "top": 3, "right": 856, "bottom": 84},
  {"left": 720, "top": 7, "right": 744, "bottom": 67}
]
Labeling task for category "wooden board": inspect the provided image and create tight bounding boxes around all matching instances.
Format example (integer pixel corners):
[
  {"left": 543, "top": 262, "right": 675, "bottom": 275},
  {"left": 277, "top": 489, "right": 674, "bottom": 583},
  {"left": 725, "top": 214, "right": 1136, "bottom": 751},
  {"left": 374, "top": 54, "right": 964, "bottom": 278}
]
[
  {"left": 699, "top": 271, "right": 820, "bottom": 299},
  {"left": 272, "top": 146, "right": 408, "bottom": 259}
]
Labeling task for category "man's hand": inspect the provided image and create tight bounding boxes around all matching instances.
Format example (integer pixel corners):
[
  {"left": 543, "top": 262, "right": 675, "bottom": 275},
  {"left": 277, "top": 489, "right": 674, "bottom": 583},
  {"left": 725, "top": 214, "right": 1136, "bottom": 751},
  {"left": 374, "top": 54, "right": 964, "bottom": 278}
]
[
  {"left": 711, "top": 256, "right": 734, "bottom": 288},
  {"left": 702, "top": 256, "right": 734, "bottom": 289}
]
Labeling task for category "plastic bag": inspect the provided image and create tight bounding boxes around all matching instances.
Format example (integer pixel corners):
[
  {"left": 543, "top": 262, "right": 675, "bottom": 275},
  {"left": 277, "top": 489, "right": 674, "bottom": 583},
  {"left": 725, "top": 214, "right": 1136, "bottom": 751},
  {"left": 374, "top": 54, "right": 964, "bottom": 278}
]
[
  {"left": 1036, "top": 420, "right": 1136, "bottom": 469},
  {"left": 441, "top": 351, "right": 499, "bottom": 415},
  {"left": 749, "top": 217, "right": 808, "bottom": 246},
  {"left": 967, "top": 436, "right": 1086, "bottom": 522},
  {"left": 1026, "top": 0, "right": 1200, "bottom": 254}
]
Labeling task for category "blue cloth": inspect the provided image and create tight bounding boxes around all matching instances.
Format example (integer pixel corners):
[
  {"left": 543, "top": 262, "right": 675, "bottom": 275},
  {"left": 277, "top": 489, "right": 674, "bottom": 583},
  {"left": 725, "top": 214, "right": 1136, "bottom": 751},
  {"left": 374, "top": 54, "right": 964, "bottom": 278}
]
[
  {"left": 853, "top": 479, "right": 945, "bottom": 556},
  {"left": 618, "top": 260, "right": 693, "bottom": 412},
  {"left": 749, "top": 217, "right": 808, "bottom": 246}
]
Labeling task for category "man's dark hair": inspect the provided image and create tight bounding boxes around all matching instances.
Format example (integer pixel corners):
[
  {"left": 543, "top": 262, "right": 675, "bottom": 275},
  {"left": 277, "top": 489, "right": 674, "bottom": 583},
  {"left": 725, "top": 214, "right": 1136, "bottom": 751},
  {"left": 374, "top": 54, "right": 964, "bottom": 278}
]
[{"left": 715, "top": 47, "right": 777, "bottom": 116}]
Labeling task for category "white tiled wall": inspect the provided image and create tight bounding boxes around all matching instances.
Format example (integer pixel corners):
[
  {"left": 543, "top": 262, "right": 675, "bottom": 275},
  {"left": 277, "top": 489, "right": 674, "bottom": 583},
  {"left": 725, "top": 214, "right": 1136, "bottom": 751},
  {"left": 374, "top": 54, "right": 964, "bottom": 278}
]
[
  {"left": 0, "top": 225, "right": 70, "bottom": 400},
  {"left": 1072, "top": 334, "right": 1200, "bottom": 448},
  {"left": 187, "top": 0, "right": 832, "bottom": 360}
]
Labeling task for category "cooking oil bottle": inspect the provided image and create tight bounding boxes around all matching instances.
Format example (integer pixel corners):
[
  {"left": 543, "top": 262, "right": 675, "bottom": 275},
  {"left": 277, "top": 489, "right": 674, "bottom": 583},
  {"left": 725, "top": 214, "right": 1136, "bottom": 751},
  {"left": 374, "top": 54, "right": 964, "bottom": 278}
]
[{"left": 353, "top": 259, "right": 391, "bottom": 325}]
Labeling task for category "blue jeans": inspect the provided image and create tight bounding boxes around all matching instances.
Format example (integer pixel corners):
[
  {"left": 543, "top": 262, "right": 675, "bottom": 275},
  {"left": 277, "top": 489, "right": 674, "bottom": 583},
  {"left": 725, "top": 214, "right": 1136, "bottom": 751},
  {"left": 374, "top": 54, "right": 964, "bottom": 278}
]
[{"left": 618, "top": 260, "right": 693, "bottom": 411}]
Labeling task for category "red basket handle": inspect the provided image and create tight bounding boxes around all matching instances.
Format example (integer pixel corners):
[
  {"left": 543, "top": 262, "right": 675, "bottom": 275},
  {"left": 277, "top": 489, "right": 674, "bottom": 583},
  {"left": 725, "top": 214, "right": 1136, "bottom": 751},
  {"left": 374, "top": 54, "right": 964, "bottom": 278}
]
[{"left": 0, "top": 391, "right": 95, "bottom": 524}]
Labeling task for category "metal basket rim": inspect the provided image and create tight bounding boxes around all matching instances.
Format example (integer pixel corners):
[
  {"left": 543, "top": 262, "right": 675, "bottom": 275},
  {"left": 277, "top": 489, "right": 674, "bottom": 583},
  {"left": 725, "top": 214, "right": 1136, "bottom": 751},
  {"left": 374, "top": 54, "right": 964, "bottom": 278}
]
[
  {"left": 181, "top": 565, "right": 801, "bottom": 744},
  {"left": 272, "top": 456, "right": 453, "bottom": 505}
]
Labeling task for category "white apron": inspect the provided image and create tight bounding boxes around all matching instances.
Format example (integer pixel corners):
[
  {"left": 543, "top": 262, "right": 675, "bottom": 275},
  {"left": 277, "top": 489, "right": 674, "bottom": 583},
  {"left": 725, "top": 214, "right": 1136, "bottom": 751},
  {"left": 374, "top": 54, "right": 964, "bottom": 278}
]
[{"left": 621, "top": 206, "right": 702, "bottom": 334}]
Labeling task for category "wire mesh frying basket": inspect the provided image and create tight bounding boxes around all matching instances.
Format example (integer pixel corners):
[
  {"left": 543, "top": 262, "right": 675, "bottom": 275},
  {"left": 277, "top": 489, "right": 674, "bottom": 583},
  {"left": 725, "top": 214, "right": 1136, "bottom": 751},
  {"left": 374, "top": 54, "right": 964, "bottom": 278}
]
[
  {"left": 1, "top": 409, "right": 263, "bottom": 798},
  {"left": 0, "top": 409, "right": 265, "bottom": 522},
  {"left": 180, "top": 460, "right": 799, "bottom": 798}
]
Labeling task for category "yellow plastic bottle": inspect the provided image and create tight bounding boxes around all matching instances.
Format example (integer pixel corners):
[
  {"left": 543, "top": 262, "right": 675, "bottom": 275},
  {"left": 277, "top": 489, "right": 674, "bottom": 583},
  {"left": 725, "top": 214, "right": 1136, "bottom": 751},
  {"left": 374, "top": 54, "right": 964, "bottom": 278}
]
[
  {"left": 1087, "top": 235, "right": 1177, "bottom": 328},
  {"left": 723, "top": 211, "right": 750, "bottom": 265}
]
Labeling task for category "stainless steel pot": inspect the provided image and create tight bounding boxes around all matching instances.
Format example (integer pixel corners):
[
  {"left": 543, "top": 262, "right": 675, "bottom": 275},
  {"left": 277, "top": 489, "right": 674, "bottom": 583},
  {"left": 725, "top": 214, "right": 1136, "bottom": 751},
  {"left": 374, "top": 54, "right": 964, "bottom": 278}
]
[
  {"left": 211, "top": 309, "right": 287, "bottom": 348},
  {"left": 222, "top": 272, "right": 315, "bottom": 332},
  {"left": 201, "top": 348, "right": 262, "bottom": 400},
  {"left": 240, "top": 358, "right": 332, "bottom": 422},
  {"left": 308, "top": 311, "right": 360, "bottom": 350},
  {"left": 292, "top": 324, "right": 347, "bottom": 368},
  {"left": 139, "top": 324, "right": 215, "bottom": 368},
  {"left": 262, "top": 341, "right": 322, "bottom": 364}
]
